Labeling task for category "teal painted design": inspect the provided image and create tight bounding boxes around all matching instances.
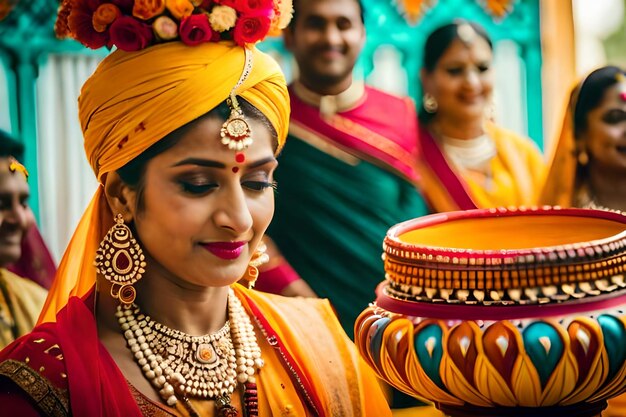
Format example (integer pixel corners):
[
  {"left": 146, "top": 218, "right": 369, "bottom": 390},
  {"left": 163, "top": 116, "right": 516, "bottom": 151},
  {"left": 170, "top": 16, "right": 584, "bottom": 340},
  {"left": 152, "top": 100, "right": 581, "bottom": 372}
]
[
  {"left": 522, "top": 321, "right": 564, "bottom": 388},
  {"left": 598, "top": 314, "right": 626, "bottom": 380},
  {"left": 367, "top": 316, "right": 391, "bottom": 371},
  {"left": 414, "top": 323, "right": 444, "bottom": 388}
]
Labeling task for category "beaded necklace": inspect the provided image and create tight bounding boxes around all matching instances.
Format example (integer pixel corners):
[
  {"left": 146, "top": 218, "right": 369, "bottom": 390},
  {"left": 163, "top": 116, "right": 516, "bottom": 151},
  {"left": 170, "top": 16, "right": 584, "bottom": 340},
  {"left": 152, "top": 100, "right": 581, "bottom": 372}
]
[{"left": 117, "top": 288, "right": 263, "bottom": 416}]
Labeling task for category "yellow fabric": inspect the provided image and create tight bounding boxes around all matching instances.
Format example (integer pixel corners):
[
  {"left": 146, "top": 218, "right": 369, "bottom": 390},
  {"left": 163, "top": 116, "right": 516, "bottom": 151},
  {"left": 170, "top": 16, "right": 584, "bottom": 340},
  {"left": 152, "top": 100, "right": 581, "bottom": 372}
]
[
  {"left": 420, "top": 123, "right": 546, "bottom": 212},
  {"left": 0, "top": 269, "right": 47, "bottom": 349},
  {"left": 235, "top": 285, "right": 392, "bottom": 416},
  {"left": 38, "top": 41, "right": 289, "bottom": 324},
  {"left": 540, "top": 79, "right": 580, "bottom": 207},
  {"left": 465, "top": 123, "right": 546, "bottom": 208}
]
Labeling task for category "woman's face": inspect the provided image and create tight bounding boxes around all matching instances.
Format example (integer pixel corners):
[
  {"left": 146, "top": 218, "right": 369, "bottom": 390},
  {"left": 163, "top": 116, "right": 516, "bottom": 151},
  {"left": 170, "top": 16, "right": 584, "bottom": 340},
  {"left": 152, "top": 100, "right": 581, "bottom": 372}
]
[
  {"left": 0, "top": 163, "right": 29, "bottom": 266},
  {"left": 582, "top": 83, "right": 626, "bottom": 172},
  {"left": 422, "top": 37, "right": 493, "bottom": 124},
  {"left": 129, "top": 115, "right": 277, "bottom": 288}
]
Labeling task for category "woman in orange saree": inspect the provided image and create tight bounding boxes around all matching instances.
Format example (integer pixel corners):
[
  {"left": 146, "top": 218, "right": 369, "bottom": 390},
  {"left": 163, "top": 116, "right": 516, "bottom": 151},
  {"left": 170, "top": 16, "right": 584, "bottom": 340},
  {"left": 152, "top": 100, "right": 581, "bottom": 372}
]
[
  {"left": 417, "top": 21, "right": 545, "bottom": 212},
  {"left": 0, "top": 2, "right": 390, "bottom": 416},
  {"left": 541, "top": 65, "right": 626, "bottom": 212}
]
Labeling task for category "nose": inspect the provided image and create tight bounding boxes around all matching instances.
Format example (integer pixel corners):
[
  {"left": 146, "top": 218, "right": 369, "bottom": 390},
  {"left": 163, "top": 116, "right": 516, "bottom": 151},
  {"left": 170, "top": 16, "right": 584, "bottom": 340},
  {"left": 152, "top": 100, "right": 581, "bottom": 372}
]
[
  {"left": 323, "top": 24, "right": 342, "bottom": 46},
  {"left": 212, "top": 186, "right": 253, "bottom": 236},
  {"left": 463, "top": 68, "right": 481, "bottom": 90}
]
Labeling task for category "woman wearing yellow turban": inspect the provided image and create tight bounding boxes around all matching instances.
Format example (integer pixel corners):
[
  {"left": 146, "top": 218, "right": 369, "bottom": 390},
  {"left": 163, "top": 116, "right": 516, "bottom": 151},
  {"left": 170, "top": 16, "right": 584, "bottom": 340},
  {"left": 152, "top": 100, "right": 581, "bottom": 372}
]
[{"left": 0, "top": 1, "right": 391, "bottom": 416}]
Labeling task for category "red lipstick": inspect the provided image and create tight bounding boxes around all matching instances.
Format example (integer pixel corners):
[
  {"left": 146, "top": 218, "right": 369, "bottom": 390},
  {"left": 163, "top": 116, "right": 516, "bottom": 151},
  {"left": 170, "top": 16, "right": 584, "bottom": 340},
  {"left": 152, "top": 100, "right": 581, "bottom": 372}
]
[{"left": 202, "top": 241, "right": 246, "bottom": 260}]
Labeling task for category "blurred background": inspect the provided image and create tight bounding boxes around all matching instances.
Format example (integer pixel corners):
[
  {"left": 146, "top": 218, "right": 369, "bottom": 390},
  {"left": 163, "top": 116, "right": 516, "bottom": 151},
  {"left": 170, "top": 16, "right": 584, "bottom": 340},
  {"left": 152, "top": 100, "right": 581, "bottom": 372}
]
[{"left": 0, "top": 0, "right": 624, "bottom": 261}]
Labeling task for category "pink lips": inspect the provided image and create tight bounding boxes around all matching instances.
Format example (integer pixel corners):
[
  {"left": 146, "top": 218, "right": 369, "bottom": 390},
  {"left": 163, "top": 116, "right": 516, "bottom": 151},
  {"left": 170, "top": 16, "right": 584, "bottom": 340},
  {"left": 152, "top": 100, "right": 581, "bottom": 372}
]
[{"left": 201, "top": 241, "right": 246, "bottom": 260}]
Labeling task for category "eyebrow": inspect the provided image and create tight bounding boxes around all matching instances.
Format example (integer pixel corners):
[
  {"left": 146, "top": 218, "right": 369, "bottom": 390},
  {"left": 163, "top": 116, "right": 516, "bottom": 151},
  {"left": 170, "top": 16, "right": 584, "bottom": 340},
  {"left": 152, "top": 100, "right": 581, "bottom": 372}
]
[{"left": 172, "top": 156, "right": 277, "bottom": 169}]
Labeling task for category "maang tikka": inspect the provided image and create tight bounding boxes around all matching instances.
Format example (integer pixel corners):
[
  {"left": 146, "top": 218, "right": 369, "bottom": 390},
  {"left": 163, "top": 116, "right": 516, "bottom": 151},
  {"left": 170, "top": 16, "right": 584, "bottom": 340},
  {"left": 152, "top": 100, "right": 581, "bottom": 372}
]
[
  {"left": 220, "top": 47, "right": 254, "bottom": 152},
  {"left": 95, "top": 213, "right": 146, "bottom": 305}
]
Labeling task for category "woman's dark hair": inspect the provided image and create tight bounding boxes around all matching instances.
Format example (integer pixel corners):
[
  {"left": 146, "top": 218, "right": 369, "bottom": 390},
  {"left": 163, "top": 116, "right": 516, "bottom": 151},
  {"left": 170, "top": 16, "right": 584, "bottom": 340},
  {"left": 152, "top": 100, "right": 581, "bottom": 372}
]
[
  {"left": 422, "top": 21, "right": 492, "bottom": 73},
  {"left": 573, "top": 65, "right": 625, "bottom": 138},
  {"left": 117, "top": 98, "right": 278, "bottom": 211},
  {"left": 0, "top": 130, "right": 24, "bottom": 159},
  {"left": 419, "top": 21, "right": 492, "bottom": 123}
]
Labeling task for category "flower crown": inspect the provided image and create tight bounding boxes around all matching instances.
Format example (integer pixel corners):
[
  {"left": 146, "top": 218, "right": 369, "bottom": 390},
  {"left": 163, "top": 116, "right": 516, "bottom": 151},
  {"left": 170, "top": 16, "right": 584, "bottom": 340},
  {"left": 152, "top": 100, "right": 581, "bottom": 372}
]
[{"left": 55, "top": 0, "right": 293, "bottom": 51}]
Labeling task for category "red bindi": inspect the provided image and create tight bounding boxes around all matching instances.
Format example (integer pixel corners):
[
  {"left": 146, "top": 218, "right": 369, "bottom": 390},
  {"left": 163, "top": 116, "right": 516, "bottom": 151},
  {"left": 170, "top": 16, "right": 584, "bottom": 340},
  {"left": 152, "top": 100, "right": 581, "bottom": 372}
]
[
  {"left": 235, "top": 153, "right": 245, "bottom": 163},
  {"left": 232, "top": 167, "right": 239, "bottom": 173}
]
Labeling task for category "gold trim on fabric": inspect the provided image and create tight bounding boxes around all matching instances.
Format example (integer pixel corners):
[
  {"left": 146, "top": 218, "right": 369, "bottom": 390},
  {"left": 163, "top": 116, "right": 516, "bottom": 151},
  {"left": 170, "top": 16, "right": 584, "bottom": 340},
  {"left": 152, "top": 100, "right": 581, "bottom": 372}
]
[
  {"left": 292, "top": 80, "right": 365, "bottom": 115},
  {"left": 327, "top": 113, "right": 419, "bottom": 174},
  {"left": 289, "top": 122, "right": 361, "bottom": 166},
  {"left": 0, "top": 359, "right": 69, "bottom": 417}
]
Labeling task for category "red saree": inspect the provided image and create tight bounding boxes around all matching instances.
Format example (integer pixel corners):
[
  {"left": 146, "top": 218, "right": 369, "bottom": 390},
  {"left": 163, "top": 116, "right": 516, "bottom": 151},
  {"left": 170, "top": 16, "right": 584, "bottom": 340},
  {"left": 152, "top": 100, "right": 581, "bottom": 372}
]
[{"left": 0, "top": 285, "right": 390, "bottom": 417}]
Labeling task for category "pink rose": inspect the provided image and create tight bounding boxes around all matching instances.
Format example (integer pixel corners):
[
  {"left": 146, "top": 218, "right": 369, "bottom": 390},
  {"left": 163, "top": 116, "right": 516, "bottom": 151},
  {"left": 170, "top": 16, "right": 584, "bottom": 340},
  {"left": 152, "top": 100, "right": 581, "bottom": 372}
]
[
  {"left": 109, "top": 15, "right": 154, "bottom": 51},
  {"left": 232, "top": 12, "right": 271, "bottom": 46},
  {"left": 179, "top": 14, "right": 215, "bottom": 46}
]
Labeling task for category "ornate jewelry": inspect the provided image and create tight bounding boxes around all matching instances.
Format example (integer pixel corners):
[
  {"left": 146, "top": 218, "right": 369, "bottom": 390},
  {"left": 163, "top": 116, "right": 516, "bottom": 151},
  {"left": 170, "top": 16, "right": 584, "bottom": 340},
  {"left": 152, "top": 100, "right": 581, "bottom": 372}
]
[
  {"left": 241, "top": 241, "right": 270, "bottom": 289},
  {"left": 221, "top": 48, "right": 254, "bottom": 151},
  {"left": 117, "top": 289, "right": 264, "bottom": 409},
  {"left": 7, "top": 157, "right": 28, "bottom": 180},
  {"left": 95, "top": 214, "right": 146, "bottom": 305},
  {"left": 616, "top": 72, "right": 626, "bottom": 101},
  {"left": 423, "top": 93, "right": 438, "bottom": 113}
]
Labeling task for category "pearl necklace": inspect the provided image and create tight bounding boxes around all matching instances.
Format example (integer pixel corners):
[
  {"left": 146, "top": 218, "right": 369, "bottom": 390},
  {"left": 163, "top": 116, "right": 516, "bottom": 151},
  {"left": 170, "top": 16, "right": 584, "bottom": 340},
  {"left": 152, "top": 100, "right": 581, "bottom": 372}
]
[{"left": 117, "top": 289, "right": 263, "bottom": 410}]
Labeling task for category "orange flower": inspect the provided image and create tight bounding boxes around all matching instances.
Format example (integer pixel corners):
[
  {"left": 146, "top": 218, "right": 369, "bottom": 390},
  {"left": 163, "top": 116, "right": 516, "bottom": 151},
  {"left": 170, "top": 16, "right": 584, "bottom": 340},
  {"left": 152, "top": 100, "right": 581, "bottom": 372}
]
[
  {"left": 92, "top": 3, "right": 121, "bottom": 33},
  {"left": 133, "top": 0, "right": 166, "bottom": 20},
  {"left": 165, "top": 0, "right": 194, "bottom": 20}
]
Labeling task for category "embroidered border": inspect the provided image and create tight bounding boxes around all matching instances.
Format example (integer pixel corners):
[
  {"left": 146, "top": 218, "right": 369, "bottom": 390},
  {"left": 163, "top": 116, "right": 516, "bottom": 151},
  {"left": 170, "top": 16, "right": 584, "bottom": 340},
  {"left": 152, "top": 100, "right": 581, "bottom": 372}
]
[{"left": 0, "top": 359, "right": 69, "bottom": 417}]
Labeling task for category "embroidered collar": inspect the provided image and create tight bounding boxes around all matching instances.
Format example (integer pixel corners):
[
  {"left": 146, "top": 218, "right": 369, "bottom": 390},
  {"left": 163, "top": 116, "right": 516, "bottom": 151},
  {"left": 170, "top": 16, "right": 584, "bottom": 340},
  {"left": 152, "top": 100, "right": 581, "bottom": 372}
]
[{"left": 292, "top": 80, "right": 365, "bottom": 117}]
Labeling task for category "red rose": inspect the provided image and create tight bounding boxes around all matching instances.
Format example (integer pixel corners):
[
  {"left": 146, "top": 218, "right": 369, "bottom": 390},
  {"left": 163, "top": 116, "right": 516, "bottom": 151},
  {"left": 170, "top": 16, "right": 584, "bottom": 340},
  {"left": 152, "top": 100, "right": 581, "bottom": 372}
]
[
  {"left": 232, "top": 12, "right": 271, "bottom": 46},
  {"left": 179, "top": 14, "right": 215, "bottom": 46},
  {"left": 214, "top": 0, "right": 239, "bottom": 10},
  {"left": 109, "top": 16, "right": 154, "bottom": 51},
  {"left": 238, "top": 0, "right": 273, "bottom": 14},
  {"left": 67, "top": 0, "right": 109, "bottom": 49}
]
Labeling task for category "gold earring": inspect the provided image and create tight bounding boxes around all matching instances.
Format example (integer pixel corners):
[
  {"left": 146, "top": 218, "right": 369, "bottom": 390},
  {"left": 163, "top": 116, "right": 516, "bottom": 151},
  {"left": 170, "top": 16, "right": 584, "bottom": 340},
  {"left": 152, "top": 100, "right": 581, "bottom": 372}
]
[
  {"left": 241, "top": 241, "right": 269, "bottom": 289},
  {"left": 95, "top": 214, "right": 146, "bottom": 305},
  {"left": 578, "top": 150, "right": 589, "bottom": 166},
  {"left": 423, "top": 93, "right": 438, "bottom": 113}
]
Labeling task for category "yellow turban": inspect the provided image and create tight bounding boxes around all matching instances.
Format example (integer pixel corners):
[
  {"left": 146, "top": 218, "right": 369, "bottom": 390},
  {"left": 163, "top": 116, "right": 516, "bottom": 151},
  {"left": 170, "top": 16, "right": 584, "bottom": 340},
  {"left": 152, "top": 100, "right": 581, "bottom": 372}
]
[
  {"left": 81, "top": 41, "right": 288, "bottom": 182},
  {"left": 39, "top": 41, "right": 289, "bottom": 322}
]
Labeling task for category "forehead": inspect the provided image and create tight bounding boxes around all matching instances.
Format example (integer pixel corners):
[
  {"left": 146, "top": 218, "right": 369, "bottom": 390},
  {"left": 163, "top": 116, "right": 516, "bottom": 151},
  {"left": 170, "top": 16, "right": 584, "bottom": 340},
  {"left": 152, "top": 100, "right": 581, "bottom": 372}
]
[
  {"left": 295, "top": 0, "right": 362, "bottom": 22},
  {"left": 0, "top": 170, "right": 29, "bottom": 195},
  {"left": 436, "top": 37, "right": 493, "bottom": 65},
  {"left": 596, "top": 83, "right": 626, "bottom": 108},
  {"left": 152, "top": 115, "right": 275, "bottom": 163}
]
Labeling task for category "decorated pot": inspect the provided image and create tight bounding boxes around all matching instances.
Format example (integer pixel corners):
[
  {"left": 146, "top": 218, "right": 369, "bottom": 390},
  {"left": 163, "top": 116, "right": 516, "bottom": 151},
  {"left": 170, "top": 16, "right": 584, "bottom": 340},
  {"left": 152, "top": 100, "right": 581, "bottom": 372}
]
[{"left": 355, "top": 207, "right": 626, "bottom": 417}]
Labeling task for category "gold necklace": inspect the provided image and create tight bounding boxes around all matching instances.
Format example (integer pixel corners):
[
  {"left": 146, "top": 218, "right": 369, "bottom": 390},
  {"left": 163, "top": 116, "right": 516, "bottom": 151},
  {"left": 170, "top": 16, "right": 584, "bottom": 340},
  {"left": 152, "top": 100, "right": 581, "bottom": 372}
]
[{"left": 117, "top": 289, "right": 264, "bottom": 409}]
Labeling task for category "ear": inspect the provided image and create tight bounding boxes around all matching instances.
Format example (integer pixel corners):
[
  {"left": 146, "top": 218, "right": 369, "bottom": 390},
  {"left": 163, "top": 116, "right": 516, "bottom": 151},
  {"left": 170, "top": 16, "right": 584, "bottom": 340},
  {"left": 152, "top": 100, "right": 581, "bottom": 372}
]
[
  {"left": 103, "top": 171, "right": 138, "bottom": 222},
  {"left": 420, "top": 68, "right": 433, "bottom": 94}
]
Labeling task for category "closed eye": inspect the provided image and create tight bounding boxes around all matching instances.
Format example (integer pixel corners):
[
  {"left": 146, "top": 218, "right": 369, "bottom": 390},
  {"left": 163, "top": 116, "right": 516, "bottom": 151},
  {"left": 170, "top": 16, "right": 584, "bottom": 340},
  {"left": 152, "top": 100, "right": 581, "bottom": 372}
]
[
  {"left": 243, "top": 181, "right": 277, "bottom": 192},
  {"left": 179, "top": 181, "right": 217, "bottom": 195}
]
